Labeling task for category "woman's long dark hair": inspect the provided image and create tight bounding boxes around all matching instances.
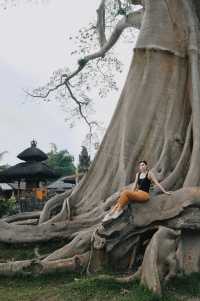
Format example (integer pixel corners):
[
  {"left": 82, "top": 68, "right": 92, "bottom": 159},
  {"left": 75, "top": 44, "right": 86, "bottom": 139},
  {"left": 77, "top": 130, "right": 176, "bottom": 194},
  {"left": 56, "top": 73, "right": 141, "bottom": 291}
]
[{"left": 138, "top": 160, "right": 149, "bottom": 171}]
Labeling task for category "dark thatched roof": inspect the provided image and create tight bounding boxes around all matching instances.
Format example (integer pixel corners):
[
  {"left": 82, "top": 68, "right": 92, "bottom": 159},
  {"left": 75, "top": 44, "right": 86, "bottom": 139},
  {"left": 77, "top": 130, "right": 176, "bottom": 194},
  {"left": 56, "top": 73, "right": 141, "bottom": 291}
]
[
  {"left": 17, "top": 140, "right": 47, "bottom": 162},
  {"left": 62, "top": 173, "right": 85, "bottom": 184},
  {"left": 0, "top": 162, "right": 58, "bottom": 182},
  {"left": 48, "top": 177, "right": 74, "bottom": 191}
]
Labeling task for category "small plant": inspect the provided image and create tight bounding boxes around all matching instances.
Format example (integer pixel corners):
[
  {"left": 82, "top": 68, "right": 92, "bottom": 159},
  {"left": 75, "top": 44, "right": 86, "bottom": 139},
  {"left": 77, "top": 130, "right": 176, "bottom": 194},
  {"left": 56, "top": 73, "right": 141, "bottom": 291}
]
[{"left": 0, "top": 196, "right": 17, "bottom": 218}]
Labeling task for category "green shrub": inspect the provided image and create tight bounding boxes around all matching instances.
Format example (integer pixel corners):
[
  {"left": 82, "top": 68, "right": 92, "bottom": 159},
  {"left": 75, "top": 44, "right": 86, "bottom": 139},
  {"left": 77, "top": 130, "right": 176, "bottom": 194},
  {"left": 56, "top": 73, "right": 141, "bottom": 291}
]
[{"left": 0, "top": 196, "right": 16, "bottom": 217}]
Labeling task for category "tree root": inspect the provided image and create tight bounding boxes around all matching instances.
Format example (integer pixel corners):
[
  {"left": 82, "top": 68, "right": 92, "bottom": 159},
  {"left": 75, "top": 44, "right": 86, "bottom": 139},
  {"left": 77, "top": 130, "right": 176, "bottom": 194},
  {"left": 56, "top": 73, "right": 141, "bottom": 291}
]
[
  {"left": 43, "top": 197, "right": 71, "bottom": 224},
  {"left": 0, "top": 252, "right": 90, "bottom": 276},
  {"left": 44, "top": 229, "right": 94, "bottom": 261},
  {"left": 39, "top": 190, "right": 71, "bottom": 224},
  {"left": 3, "top": 212, "right": 41, "bottom": 224},
  {"left": 0, "top": 219, "right": 96, "bottom": 244},
  {"left": 115, "top": 270, "right": 140, "bottom": 283}
]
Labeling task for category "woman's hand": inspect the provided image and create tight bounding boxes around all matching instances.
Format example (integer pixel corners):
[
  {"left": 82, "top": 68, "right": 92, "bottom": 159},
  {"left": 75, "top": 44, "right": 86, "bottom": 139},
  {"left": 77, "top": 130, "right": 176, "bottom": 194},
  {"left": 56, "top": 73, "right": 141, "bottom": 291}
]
[{"left": 149, "top": 172, "right": 172, "bottom": 195}]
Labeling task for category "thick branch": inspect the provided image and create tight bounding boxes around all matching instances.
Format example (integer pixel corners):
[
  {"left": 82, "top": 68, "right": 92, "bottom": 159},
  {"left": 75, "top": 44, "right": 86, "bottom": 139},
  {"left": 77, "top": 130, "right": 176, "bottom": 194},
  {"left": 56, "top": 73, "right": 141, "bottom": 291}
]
[
  {"left": 96, "top": 0, "right": 107, "bottom": 47},
  {"left": 84, "top": 9, "right": 143, "bottom": 62}
]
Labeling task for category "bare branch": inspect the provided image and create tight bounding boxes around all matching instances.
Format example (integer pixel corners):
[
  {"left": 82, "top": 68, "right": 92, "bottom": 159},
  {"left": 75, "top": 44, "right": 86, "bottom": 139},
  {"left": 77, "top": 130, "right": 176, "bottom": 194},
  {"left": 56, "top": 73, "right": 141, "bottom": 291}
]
[
  {"left": 117, "top": 0, "right": 122, "bottom": 10},
  {"left": 25, "top": 61, "right": 86, "bottom": 99},
  {"left": 117, "top": 0, "right": 127, "bottom": 16},
  {"left": 96, "top": 0, "right": 107, "bottom": 47},
  {"left": 28, "top": 4, "right": 143, "bottom": 131},
  {"left": 28, "top": 8, "right": 143, "bottom": 99},
  {"left": 31, "top": 8, "right": 143, "bottom": 98},
  {"left": 0, "top": 151, "right": 8, "bottom": 161},
  {"left": 25, "top": 81, "right": 65, "bottom": 99},
  {"left": 65, "top": 81, "right": 97, "bottom": 133},
  {"left": 62, "top": 63, "right": 86, "bottom": 81},
  {"left": 64, "top": 82, "right": 88, "bottom": 106},
  {"left": 83, "top": 9, "right": 143, "bottom": 62}
]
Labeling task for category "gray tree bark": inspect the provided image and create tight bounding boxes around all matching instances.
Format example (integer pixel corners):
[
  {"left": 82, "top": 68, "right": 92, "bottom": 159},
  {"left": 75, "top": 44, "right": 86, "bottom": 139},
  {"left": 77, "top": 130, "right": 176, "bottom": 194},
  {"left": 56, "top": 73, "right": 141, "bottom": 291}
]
[{"left": 68, "top": 0, "right": 200, "bottom": 215}]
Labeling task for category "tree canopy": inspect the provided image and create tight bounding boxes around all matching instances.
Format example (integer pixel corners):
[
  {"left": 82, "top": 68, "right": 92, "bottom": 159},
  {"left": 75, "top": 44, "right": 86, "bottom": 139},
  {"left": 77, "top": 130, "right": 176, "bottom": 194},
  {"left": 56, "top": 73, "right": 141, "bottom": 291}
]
[
  {"left": 78, "top": 146, "right": 91, "bottom": 173},
  {"left": 46, "top": 147, "right": 75, "bottom": 177}
]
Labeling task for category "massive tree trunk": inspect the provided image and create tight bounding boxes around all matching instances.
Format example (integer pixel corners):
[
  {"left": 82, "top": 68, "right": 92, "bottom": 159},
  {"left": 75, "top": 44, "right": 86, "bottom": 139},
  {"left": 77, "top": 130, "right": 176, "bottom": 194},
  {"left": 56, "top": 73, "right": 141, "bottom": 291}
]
[
  {"left": 68, "top": 0, "right": 200, "bottom": 215},
  {"left": 1, "top": 0, "right": 200, "bottom": 295}
]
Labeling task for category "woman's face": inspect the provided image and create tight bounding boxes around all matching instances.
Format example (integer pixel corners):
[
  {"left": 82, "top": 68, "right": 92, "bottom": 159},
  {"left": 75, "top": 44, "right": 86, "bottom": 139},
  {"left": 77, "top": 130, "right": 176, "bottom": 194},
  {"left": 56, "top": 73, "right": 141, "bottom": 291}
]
[{"left": 139, "top": 162, "right": 147, "bottom": 172}]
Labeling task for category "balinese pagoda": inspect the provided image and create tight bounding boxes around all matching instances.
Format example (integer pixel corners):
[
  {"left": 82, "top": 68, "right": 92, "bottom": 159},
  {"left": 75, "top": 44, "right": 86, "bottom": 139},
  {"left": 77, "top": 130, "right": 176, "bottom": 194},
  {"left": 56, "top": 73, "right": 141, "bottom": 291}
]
[{"left": 0, "top": 140, "right": 58, "bottom": 208}]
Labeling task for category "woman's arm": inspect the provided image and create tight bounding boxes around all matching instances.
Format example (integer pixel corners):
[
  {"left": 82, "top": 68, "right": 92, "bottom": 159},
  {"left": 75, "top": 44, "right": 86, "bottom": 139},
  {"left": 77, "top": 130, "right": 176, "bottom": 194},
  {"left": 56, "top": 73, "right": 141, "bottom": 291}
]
[
  {"left": 132, "top": 172, "right": 139, "bottom": 191},
  {"left": 148, "top": 171, "right": 171, "bottom": 195}
]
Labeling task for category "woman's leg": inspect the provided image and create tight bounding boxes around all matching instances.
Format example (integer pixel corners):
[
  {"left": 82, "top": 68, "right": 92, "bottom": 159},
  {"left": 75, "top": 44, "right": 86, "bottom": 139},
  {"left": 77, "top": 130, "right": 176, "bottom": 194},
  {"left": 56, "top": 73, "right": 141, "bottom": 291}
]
[
  {"left": 111, "top": 190, "right": 130, "bottom": 213},
  {"left": 103, "top": 190, "right": 149, "bottom": 222},
  {"left": 112, "top": 190, "right": 149, "bottom": 213}
]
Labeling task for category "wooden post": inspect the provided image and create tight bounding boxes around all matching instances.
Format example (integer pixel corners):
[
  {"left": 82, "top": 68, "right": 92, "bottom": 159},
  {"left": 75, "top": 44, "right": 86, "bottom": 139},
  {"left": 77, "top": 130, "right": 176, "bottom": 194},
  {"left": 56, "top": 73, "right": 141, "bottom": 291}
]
[{"left": 17, "top": 180, "right": 22, "bottom": 212}]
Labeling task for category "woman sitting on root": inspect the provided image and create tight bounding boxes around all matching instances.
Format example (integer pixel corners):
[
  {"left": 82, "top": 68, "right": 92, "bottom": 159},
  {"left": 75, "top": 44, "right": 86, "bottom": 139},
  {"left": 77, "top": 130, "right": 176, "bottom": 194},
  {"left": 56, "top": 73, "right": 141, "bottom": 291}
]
[{"left": 103, "top": 160, "right": 171, "bottom": 221}]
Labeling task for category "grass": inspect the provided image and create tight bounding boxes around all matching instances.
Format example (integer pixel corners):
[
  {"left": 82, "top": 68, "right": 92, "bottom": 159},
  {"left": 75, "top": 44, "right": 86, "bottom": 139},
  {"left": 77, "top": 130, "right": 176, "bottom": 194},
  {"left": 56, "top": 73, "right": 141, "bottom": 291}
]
[
  {"left": 0, "top": 240, "right": 68, "bottom": 262},
  {"left": 0, "top": 244, "right": 200, "bottom": 301},
  {"left": 0, "top": 272, "right": 200, "bottom": 301},
  {"left": 0, "top": 273, "right": 165, "bottom": 301}
]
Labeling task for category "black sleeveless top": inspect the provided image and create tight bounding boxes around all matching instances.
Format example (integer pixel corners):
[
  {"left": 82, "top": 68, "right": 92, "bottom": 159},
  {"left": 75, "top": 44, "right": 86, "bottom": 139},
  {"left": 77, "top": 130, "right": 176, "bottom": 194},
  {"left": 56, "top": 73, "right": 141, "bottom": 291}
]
[{"left": 137, "top": 172, "right": 151, "bottom": 193}]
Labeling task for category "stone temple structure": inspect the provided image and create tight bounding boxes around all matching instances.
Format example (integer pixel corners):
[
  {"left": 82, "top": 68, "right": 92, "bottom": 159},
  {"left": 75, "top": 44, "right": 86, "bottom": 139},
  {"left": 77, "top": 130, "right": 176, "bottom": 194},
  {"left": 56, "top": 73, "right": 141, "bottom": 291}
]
[{"left": 0, "top": 140, "right": 58, "bottom": 210}]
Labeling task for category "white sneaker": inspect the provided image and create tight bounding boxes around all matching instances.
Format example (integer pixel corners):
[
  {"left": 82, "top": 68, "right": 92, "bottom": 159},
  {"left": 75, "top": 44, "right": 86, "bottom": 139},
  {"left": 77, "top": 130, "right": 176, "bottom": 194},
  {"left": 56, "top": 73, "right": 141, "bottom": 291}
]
[
  {"left": 111, "top": 209, "right": 124, "bottom": 219},
  {"left": 102, "top": 212, "right": 113, "bottom": 222}
]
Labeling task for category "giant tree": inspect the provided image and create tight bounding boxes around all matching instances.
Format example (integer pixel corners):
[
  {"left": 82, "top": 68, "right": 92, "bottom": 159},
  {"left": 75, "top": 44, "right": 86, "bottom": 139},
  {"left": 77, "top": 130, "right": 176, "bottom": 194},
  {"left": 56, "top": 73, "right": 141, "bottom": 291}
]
[{"left": 1, "top": 0, "right": 200, "bottom": 295}]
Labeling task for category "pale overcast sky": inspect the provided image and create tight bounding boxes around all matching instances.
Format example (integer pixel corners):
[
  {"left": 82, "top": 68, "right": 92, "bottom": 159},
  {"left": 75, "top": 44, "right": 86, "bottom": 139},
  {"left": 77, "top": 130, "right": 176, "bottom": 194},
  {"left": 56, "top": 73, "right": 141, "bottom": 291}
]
[{"left": 0, "top": 0, "right": 135, "bottom": 166}]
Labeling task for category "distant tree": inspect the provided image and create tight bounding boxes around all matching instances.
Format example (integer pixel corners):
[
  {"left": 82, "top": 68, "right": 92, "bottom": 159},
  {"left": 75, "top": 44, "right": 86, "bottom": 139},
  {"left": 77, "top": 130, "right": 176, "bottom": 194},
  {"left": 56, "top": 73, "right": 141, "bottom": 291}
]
[
  {"left": 0, "top": 197, "right": 16, "bottom": 218},
  {"left": 78, "top": 146, "right": 91, "bottom": 173},
  {"left": 0, "top": 164, "right": 10, "bottom": 172},
  {"left": 0, "top": 151, "right": 9, "bottom": 172},
  {"left": 0, "top": 151, "right": 8, "bottom": 161},
  {"left": 46, "top": 148, "right": 75, "bottom": 177}
]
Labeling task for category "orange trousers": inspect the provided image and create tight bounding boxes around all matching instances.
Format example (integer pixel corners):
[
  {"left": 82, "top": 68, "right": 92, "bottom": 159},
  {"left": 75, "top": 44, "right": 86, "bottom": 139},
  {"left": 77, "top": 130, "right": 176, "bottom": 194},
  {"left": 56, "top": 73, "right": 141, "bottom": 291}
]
[{"left": 112, "top": 189, "right": 149, "bottom": 212}]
